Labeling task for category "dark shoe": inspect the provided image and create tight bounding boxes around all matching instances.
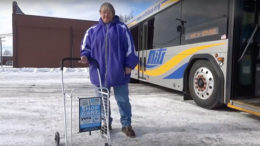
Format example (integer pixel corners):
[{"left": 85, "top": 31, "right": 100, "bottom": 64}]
[{"left": 122, "top": 126, "right": 136, "bottom": 138}]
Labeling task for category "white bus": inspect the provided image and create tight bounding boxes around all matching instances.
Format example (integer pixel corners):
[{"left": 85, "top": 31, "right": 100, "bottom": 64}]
[{"left": 127, "top": 0, "right": 260, "bottom": 116}]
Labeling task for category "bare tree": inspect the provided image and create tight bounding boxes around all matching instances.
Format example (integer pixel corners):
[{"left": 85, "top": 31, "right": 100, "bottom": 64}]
[
  {"left": 3, "top": 50, "right": 12, "bottom": 56},
  {"left": 119, "top": 11, "right": 134, "bottom": 23}
]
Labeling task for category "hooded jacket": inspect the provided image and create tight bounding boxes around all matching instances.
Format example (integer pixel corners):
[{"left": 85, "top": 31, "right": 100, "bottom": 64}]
[{"left": 80, "top": 16, "right": 138, "bottom": 87}]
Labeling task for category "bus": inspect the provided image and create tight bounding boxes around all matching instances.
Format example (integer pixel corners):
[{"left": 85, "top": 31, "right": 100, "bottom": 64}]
[{"left": 127, "top": 0, "right": 260, "bottom": 116}]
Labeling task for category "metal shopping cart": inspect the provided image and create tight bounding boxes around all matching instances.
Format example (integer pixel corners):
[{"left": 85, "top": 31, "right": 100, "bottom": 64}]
[{"left": 55, "top": 57, "right": 111, "bottom": 146}]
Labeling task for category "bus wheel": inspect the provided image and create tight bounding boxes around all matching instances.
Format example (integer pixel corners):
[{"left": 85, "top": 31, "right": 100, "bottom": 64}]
[{"left": 189, "top": 60, "right": 220, "bottom": 109}]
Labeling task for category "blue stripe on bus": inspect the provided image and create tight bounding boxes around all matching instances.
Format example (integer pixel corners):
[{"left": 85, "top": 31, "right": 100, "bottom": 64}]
[
  {"left": 163, "top": 63, "right": 188, "bottom": 79},
  {"left": 146, "top": 64, "right": 159, "bottom": 69}
]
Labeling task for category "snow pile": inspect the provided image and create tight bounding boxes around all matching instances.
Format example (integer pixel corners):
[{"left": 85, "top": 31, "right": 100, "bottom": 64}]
[{"left": 0, "top": 67, "right": 88, "bottom": 73}]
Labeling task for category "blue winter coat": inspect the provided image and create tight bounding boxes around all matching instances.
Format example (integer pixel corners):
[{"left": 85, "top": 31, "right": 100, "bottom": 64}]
[{"left": 80, "top": 16, "right": 138, "bottom": 87}]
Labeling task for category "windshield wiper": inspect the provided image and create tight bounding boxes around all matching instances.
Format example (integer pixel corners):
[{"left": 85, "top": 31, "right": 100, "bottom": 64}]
[{"left": 238, "top": 24, "right": 258, "bottom": 62}]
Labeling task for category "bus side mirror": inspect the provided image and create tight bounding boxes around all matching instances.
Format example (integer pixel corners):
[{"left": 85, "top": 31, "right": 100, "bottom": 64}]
[
  {"left": 177, "top": 25, "right": 184, "bottom": 34},
  {"left": 176, "top": 18, "right": 186, "bottom": 34}
]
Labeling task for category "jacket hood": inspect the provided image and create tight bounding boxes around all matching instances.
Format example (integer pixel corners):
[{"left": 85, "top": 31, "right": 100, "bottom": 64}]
[{"left": 99, "top": 15, "right": 120, "bottom": 25}]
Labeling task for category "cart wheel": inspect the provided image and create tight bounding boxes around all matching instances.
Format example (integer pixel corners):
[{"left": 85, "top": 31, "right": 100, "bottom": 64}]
[{"left": 55, "top": 132, "right": 60, "bottom": 146}]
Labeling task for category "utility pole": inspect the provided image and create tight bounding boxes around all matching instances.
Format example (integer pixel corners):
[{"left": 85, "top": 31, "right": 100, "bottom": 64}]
[
  {"left": 0, "top": 37, "right": 2, "bottom": 67},
  {"left": 0, "top": 33, "right": 12, "bottom": 67},
  {"left": 0, "top": 34, "right": 12, "bottom": 67},
  {"left": 0, "top": 37, "right": 6, "bottom": 67}
]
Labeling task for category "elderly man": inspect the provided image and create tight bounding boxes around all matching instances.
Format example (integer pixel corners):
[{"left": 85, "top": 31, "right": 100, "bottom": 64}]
[{"left": 80, "top": 2, "right": 138, "bottom": 138}]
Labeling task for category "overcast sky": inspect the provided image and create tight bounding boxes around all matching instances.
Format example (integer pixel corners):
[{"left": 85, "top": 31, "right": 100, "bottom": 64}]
[{"left": 0, "top": 0, "right": 158, "bottom": 53}]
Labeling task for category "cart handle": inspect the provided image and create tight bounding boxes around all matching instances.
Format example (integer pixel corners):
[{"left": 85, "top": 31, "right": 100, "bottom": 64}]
[
  {"left": 60, "top": 57, "right": 81, "bottom": 71},
  {"left": 60, "top": 57, "right": 100, "bottom": 70}
]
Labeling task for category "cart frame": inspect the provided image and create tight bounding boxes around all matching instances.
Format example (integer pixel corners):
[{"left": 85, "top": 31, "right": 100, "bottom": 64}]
[{"left": 55, "top": 57, "right": 111, "bottom": 146}]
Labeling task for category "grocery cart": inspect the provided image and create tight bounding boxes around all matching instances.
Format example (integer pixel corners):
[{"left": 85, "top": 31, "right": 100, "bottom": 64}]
[{"left": 55, "top": 57, "right": 111, "bottom": 146}]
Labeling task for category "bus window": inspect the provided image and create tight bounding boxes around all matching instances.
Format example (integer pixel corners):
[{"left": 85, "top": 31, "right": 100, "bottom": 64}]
[
  {"left": 181, "top": 0, "right": 228, "bottom": 44},
  {"left": 147, "top": 18, "right": 154, "bottom": 50},
  {"left": 239, "top": 7, "right": 255, "bottom": 53},
  {"left": 152, "top": 2, "right": 181, "bottom": 49},
  {"left": 257, "top": 0, "right": 260, "bottom": 47},
  {"left": 130, "top": 26, "right": 139, "bottom": 51}
]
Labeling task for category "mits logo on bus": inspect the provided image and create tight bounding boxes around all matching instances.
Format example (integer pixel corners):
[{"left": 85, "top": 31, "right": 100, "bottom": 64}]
[{"left": 147, "top": 48, "right": 166, "bottom": 69}]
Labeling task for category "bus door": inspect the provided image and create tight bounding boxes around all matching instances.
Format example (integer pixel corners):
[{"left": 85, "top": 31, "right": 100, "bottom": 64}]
[
  {"left": 255, "top": 0, "right": 260, "bottom": 97},
  {"left": 138, "top": 22, "right": 148, "bottom": 80},
  {"left": 228, "top": 0, "right": 260, "bottom": 116},
  {"left": 234, "top": 0, "right": 259, "bottom": 97}
]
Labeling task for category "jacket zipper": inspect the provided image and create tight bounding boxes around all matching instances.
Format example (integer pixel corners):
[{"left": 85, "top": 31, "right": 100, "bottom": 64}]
[{"left": 104, "top": 24, "right": 109, "bottom": 87}]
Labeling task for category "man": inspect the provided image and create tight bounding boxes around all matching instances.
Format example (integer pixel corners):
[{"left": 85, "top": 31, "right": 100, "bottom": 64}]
[{"left": 80, "top": 2, "right": 138, "bottom": 138}]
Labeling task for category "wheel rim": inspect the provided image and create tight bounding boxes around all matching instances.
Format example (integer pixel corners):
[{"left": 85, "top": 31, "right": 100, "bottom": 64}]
[{"left": 193, "top": 67, "right": 214, "bottom": 100}]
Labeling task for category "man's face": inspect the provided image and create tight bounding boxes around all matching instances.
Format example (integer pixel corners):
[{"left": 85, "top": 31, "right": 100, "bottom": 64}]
[{"left": 100, "top": 8, "right": 113, "bottom": 24}]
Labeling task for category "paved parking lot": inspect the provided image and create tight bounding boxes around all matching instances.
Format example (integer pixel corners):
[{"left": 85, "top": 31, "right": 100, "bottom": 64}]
[{"left": 0, "top": 68, "right": 260, "bottom": 146}]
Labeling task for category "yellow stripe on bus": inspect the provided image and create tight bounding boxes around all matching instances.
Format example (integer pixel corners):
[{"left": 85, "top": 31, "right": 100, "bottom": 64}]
[
  {"left": 227, "top": 103, "right": 260, "bottom": 116},
  {"left": 143, "top": 43, "right": 225, "bottom": 76},
  {"left": 127, "top": 20, "right": 137, "bottom": 28},
  {"left": 160, "top": 0, "right": 180, "bottom": 8},
  {"left": 232, "top": 100, "right": 260, "bottom": 110}
]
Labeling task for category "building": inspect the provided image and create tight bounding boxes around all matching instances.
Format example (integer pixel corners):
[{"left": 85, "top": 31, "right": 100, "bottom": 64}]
[{"left": 12, "top": 1, "right": 97, "bottom": 68}]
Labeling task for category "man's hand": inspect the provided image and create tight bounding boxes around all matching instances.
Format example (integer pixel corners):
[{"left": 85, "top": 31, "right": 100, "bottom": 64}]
[
  {"left": 79, "top": 56, "right": 89, "bottom": 64},
  {"left": 125, "top": 67, "right": 132, "bottom": 75}
]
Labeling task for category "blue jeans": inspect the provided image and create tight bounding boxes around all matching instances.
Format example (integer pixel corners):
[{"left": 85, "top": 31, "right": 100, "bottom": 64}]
[
  {"left": 98, "top": 84, "right": 132, "bottom": 127},
  {"left": 113, "top": 84, "right": 132, "bottom": 127}
]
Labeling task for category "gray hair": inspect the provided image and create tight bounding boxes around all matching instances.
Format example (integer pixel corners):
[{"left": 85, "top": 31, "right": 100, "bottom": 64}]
[{"left": 99, "top": 2, "right": 115, "bottom": 15}]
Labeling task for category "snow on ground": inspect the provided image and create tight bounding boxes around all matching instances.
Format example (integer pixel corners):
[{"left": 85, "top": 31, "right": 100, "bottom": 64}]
[{"left": 0, "top": 67, "right": 260, "bottom": 146}]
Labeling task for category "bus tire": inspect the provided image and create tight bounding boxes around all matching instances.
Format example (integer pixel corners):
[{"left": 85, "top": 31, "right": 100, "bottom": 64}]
[{"left": 188, "top": 60, "right": 221, "bottom": 109}]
